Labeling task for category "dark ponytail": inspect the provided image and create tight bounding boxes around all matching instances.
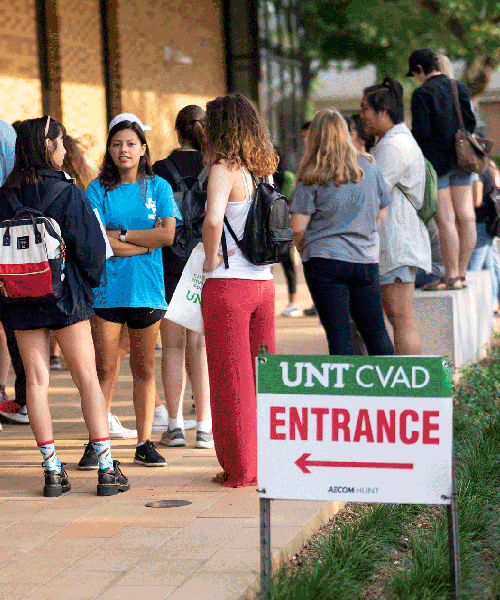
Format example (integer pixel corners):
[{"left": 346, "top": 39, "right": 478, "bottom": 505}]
[
  {"left": 363, "top": 77, "right": 404, "bottom": 125},
  {"left": 175, "top": 105, "right": 206, "bottom": 152}
]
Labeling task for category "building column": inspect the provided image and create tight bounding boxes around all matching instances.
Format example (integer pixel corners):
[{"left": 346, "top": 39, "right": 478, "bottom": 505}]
[
  {"left": 100, "top": 0, "right": 122, "bottom": 123},
  {"left": 223, "top": 0, "right": 259, "bottom": 103},
  {"left": 35, "top": 0, "right": 62, "bottom": 120}
]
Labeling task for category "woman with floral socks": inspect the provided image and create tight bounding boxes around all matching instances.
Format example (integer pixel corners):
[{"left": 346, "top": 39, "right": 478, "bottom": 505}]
[{"left": 0, "top": 117, "right": 129, "bottom": 497}]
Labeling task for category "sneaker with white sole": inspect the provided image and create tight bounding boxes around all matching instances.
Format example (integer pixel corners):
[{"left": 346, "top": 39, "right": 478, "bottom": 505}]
[
  {"left": 134, "top": 440, "right": 166, "bottom": 467},
  {"left": 195, "top": 430, "right": 214, "bottom": 449},
  {"left": 281, "top": 303, "right": 302, "bottom": 318},
  {"left": 108, "top": 414, "right": 137, "bottom": 439},
  {"left": 152, "top": 405, "right": 196, "bottom": 431},
  {"left": 159, "top": 427, "right": 185, "bottom": 447},
  {"left": 0, "top": 401, "right": 29, "bottom": 424}
]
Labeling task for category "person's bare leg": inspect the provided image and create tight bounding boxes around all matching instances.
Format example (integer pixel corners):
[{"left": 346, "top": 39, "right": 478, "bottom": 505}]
[
  {"left": 452, "top": 184, "right": 477, "bottom": 277},
  {"left": 90, "top": 316, "right": 123, "bottom": 409},
  {"left": 55, "top": 321, "right": 108, "bottom": 440},
  {"left": 382, "top": 282, "right": 422, "bottom": 355},
  {"left": 0, "top": 322, "right": 11, "bottom": 391},
  {"left": 435, "top": 186, "right": 460, "bottom": 280},
  {"left": 107, "top": 325, "right": 130, "bottom": 412},
  {"left": 186, "top": 331, "right": 210, "bottom": 422},
  {"left": 154, "top": 387, "right": 162, "bottom": 408},
  {"left": 50, "top": 335, "right": 60, "bottom": 358},
  {"left": 128, "top": 321, "right": 161, "bottom": 443},
  {"left": 160, "top": 319, "right": 187, "bottom": 423},
  {"left": 15, "top": 329, "right": 51, "bottom": 443}
]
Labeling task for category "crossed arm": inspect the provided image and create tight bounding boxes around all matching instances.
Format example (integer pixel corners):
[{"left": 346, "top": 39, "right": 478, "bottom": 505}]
[{"left": 106, "top": 217, "right": 176, "bottom": 257}]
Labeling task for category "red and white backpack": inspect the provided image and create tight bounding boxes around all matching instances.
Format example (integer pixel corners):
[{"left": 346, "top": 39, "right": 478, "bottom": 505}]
[{"left": 0, "top": 181, "right": 70, "bottom": 301}]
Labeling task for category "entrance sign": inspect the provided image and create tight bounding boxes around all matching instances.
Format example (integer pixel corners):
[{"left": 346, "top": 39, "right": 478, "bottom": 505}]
[
  {"left": 256, "top": 354, "right": 460, "bottom": 598},
  {"left": 257, "top": 356, "right": 453, "bottom": 505}
]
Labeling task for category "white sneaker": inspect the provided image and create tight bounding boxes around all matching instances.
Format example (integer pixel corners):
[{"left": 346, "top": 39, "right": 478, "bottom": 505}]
[
  {"left": 281, "top": 303, "right": 302, "bottom": 318},
  {"left": 108, "top": 414, "right": 137, "bottom": 439},
  {"left": 152, "top": 404, "right": 196, "bottom": 431},
  {"left": 152, "top": 405, "right": 168, "bottom": 431}
]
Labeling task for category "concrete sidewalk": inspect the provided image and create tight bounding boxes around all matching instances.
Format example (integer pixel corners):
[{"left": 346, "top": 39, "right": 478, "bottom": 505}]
[{"left": 0, "top": 267, "right": 342, "bottom": 600}]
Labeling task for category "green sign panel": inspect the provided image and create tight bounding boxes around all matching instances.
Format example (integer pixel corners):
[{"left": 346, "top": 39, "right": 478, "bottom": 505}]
[{"left": 257, "top": 356, "right": 451, "bottom": 398}]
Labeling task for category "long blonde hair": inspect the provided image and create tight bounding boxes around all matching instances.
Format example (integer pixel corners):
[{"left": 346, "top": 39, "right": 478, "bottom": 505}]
[{"left": 296, "top": 109, "right": 365, "bottom": 186}]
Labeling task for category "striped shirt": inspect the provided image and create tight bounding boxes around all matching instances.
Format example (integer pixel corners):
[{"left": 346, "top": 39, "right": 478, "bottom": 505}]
[{"left": 372, "top": 123, "right": 431, "bottom": 276}]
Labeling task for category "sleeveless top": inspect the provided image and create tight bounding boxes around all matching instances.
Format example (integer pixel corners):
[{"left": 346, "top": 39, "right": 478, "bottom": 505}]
[{"left": 205, "top": 167, "right": 273, "bottom": 281}]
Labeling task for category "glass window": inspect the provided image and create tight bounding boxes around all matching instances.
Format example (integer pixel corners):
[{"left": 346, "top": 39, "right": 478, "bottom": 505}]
[{"left": 258, "top": 0, "right": 302, "bottom": 167}]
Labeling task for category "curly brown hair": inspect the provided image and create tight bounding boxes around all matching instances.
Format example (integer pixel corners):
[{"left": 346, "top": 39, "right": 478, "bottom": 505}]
[{"left": 204, "top": 94, "right": 278, "bottom": 177}]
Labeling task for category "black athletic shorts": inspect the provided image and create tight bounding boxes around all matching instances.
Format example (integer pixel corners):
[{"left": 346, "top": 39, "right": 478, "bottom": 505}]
[{"left": 93, "top": 307, "right": 166, "bottom": 329}]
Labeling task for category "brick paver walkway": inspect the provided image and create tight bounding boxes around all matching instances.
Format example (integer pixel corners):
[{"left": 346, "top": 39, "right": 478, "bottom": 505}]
[{"left": 0, "top": 266, "right": 343, "bottom": 600}]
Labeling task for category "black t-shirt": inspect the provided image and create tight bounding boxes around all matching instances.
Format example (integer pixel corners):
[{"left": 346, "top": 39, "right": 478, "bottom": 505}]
[{"left": 153, "top": 149, "right": 204, "bottom": 274}]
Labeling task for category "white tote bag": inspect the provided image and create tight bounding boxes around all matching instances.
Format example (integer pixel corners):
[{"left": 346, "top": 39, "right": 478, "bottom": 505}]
[{"left": 164, "top": 242, "right": 205, "bottom": 334}]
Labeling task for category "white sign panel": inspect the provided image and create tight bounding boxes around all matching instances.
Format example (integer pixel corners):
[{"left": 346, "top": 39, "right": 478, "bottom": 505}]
[{"left": 257, "top": 356, "right": 453, "bottom": 505}]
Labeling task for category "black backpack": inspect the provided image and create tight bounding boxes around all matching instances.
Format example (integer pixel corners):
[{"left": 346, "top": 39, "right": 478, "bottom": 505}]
[
  {"left": 221, "top": 173, "right": 293, "bottom": 268},
  {"left": 162, "top": 157, "right": 207, "bottom": 262}
]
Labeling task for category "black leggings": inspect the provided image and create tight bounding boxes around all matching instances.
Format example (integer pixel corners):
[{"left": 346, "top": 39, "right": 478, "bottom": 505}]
[
  {"left": 303, "top": 257, "right": 394, "bottom": 356},
  {"left": 280, "top": 250, "right": 297, "bottom": 296}
]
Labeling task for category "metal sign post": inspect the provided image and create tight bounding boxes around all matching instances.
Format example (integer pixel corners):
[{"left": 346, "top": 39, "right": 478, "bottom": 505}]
[
  {"left": 257, "top": 345, "right": 272, "bottom": 598},
  {"left": 259, "top": 497, "right": 272, "bottom": 597},
  {"left": 257, "top": 354, "right": 460, "bottom": 598},
  {"left": 444, "top": 460, "right": 462, "bottom": 598}
]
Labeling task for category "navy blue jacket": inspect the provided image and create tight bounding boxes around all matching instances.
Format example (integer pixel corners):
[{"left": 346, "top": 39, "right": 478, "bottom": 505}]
[
  {"left": 411, "top": 75, "right": 476, "bottom": 177},
  {"left": 0, "top": 170, "right": 105, "bottom": 329}
]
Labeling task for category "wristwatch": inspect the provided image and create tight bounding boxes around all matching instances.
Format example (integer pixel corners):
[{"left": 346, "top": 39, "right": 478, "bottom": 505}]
[{"left": 119, "top": 229, "right": 127, "bottom": 243}]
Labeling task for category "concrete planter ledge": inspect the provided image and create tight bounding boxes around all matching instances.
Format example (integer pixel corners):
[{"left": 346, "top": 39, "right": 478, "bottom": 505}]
[{"left": 414, "top": 270, "right": 494, "bottom": 369}]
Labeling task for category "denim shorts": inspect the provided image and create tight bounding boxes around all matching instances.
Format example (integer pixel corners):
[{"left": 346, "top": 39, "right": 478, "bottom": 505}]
[
  {"left": 379, "top": 266, "right": 418, "bottom": 286},
  {"left": 437, "top": 168, "right": 475, "bottom": 190}
]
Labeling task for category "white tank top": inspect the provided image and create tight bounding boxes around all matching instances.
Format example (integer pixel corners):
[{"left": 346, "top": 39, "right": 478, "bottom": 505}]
[{"left": 206, "top": 167, "right": 273, "bottom": 281}]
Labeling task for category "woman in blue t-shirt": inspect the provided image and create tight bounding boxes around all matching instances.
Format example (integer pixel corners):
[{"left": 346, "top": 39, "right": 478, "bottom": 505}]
[{"left": 87, "top": 118, "right": 181, "bottom": 467}]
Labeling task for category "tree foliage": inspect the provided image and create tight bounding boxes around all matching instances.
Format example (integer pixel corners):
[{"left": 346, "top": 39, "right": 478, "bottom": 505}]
[{"left": 299, "top": 0, "right": 500, "bottom": 97}]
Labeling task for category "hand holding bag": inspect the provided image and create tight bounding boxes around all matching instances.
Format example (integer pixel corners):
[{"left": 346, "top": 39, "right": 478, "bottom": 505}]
[
  {"left": 164, "top": 242, "right": 205, "bottom": 334},
  {"left": 450, "top": 79, "right": 488, "bottom": 174}
]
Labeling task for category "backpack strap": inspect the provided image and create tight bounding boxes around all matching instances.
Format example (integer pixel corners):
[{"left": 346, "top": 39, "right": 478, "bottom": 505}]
[
  {"left": 221, "top": 216, "right": 241, "bottom": 269},
  {"left": 164, "top": 157, "right": 189, "bottom": 192},
  {"left": 3, "top": 188, "right": 23, "bottom": 213},
  {"left": 38, "top": 180, "right": 72, "bottom": 214},
  {"left": 249, "top": 171, "right": 259, "bottom": 188},
  {"left": 395, "top": 183, "right": 418, "bottom": 214},
  {"left": 197, "top": 168, "right": 208, "bottom": 188}
]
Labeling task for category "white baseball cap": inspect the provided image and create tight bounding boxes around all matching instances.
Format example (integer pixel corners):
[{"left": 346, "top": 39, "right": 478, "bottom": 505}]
[{"left": 108, "top": 113, "right": 152, "bottom": 132}]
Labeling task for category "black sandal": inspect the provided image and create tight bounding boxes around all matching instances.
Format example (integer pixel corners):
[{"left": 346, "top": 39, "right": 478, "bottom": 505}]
[
  {"left": 422, "top": 277, "right": 446, "bottom": 291},
  {"left": 444, "top": 277, "right": 464, "bottom": 290},
  {"left": 422, "top": 276, "right": 464, "bottom": 291}
]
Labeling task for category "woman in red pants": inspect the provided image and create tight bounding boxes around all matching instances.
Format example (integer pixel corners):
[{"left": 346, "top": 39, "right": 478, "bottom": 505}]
[{"left": 201, "top": 94, "right": 278, "bottom": 487}]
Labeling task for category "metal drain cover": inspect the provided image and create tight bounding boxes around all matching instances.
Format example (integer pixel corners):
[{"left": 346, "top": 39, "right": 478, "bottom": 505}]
[{"left": 145, "top": 500, "right": 192, "bottom": 508}]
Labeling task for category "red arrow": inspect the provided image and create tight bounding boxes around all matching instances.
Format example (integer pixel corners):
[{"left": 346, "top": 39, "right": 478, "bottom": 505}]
[{"left": 295, "top": 453, "right": 414, "bottom": 474}]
